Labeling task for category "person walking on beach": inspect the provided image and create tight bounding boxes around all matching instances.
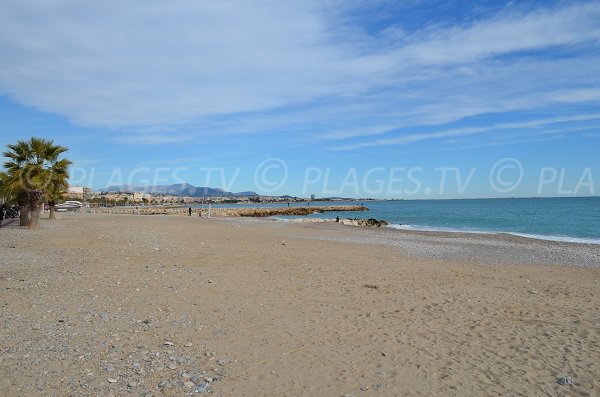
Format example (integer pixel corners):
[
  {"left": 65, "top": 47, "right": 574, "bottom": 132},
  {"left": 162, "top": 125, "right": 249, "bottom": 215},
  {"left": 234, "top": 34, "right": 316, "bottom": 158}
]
[
  {"left": 0, "top": 205, "right": 5, "bottom": 227},
  {"left": 188, "top": 207, "right": 192, "bottom": 216}
]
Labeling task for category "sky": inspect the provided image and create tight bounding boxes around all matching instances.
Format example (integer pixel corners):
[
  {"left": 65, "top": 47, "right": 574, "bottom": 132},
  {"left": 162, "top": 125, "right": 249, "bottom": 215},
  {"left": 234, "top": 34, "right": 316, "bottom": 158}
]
[{"left": 1, "top": 0, "right": 599, "bottom": 198}]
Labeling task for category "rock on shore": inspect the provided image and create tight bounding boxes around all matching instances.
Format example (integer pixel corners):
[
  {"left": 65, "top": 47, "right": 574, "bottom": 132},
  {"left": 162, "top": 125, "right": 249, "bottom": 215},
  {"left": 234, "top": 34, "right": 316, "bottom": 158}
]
[
  {"left": 338, "top": 218, "right": 388, "bottom": 227},
  {"left": 289, "top": 218, "right": 388, "bottom": 227}
]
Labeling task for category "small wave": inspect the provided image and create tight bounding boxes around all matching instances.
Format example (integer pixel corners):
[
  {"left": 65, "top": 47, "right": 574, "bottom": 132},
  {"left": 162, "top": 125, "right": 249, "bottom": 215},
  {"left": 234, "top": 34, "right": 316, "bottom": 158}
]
[
  {"left": 505, "top": 232, "right": 600, "bottom": 245},
  {"left": 271, "top": 216, "right": 293, "bottom": 222},
  {"left": 386, "top": 224, "right": 600, "bottom": 244},
  {"left": 387, "top": 224, "right": 493, "bottom": 234}
]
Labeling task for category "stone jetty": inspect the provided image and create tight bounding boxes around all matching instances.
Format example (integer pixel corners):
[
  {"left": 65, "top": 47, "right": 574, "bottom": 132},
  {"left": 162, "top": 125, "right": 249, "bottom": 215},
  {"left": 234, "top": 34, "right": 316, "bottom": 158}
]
[{"left": 86, "top": 205, "right": 368, "bottom": 217}]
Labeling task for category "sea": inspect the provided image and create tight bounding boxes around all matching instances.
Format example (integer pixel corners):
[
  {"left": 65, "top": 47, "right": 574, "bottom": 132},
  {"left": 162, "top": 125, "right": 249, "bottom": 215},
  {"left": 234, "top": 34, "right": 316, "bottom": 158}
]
[{"left": 202, "top": 197, "right": 600, "bottom": 244}]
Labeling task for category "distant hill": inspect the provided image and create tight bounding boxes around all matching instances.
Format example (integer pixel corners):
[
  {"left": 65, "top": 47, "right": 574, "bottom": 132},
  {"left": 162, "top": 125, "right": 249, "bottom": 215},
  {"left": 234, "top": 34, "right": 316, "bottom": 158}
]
[{"left": 101, "top": 183, "right": 258, "bottom": 197}]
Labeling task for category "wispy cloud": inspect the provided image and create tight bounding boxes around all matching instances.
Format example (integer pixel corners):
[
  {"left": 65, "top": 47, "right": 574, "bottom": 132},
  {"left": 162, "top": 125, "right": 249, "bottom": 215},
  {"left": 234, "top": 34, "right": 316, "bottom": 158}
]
[
  {"left": 391, "top": 2, "right": 600, "bottom": 67},
  {"left": 115, "top": 133, "right": 193, "bottom": 145},
  {"left": 330, "top": 114, "right": 600, "bottom": 150},
  {"left": 0, "top": 0, "right": 598, "bottom": 150}
]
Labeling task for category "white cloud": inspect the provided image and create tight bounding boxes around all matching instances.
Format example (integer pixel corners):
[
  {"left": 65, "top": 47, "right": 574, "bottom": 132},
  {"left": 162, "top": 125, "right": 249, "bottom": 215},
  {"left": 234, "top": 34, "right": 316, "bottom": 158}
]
[
  {"left": 393, "top": 2, "right": 600, "bottom": 67},
  {"left": 330, "top": 113, "right": 600, "bottom": 150},
  {"left": 115, "top": 133, "right": 193, "bottom": 145},
  {"left": 0, "top": 1, "right": 370, "bottom": 125},
  {"left": 0, "top": 0, "right": 598, "bottom": 147}
]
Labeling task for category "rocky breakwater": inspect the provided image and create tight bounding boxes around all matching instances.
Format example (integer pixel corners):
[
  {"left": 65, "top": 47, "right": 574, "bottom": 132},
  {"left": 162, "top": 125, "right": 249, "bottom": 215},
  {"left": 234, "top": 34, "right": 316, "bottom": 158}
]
[
  {"left": 86, "top": 205, "right": 368, "bottom": 217},
  {"left": 228, "top": 205, "right": 368, "bottom": 217}
]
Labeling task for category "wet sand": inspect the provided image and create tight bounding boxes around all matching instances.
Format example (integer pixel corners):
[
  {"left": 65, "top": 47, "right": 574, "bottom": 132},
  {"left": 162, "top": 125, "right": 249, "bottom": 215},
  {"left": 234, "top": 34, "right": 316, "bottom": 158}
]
[{"left": 1, "top": 213, "right": 599, "bottom": 396}]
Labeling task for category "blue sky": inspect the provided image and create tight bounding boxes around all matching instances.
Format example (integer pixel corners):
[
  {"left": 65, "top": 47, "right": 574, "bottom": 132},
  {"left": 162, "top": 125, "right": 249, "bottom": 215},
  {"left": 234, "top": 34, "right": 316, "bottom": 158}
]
[{"left": 1, "top": 0, "right": 599, "bottom": 198}]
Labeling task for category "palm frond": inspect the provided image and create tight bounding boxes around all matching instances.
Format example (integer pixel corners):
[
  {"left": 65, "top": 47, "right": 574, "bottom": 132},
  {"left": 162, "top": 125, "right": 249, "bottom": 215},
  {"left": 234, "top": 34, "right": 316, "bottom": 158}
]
[{"left": 2, "top": 137, "right": 72, "bottom": 203}]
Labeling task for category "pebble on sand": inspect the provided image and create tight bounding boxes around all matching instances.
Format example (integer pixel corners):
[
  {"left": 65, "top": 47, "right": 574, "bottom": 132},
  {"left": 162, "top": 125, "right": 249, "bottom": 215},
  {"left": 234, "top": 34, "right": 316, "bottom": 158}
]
[
  {"left": 374, "top": 383, "right": 385, "bottom": 390},
  {"left": 193, "top": 382, "right": 211, "bottom": 393},
  {"left": 557, "top": 377, "right": 574, "bottom": 386}
]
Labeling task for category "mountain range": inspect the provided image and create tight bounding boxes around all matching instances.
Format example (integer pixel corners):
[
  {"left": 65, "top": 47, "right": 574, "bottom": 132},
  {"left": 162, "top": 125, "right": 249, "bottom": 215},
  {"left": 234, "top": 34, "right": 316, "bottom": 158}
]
[{"left": 101, "top": 183, "right": 258, "bottom": 197}]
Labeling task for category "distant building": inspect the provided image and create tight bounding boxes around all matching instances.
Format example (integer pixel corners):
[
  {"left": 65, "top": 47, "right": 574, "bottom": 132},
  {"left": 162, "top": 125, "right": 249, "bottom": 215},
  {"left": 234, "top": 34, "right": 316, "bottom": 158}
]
[
  {"left": 133, "top": 192, "right": 146, "bottom": 202},
  {"left": 310, "top": 194, "right": 316, "bottom": 201},
  {"left": 67, "top": 186, "right": 85, "bottom": 199},
  {"left": 106, "top": 193, "right": 133, "bottom": 202}
]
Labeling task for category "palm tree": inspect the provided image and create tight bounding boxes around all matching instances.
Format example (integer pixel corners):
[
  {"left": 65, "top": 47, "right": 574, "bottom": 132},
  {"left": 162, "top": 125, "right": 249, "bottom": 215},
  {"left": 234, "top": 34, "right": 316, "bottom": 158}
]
[
  {"left": 0, "top": 140, "right": 31, "bottom": 225},
  {"left": 1, "top": 138, "right": 72, "bottom": 228},
  {"left": 47, "top": 159, "right": 71, "bottom": 220},
  {"left": 16, "top": 189, "right": 30, "bottom": 226}
]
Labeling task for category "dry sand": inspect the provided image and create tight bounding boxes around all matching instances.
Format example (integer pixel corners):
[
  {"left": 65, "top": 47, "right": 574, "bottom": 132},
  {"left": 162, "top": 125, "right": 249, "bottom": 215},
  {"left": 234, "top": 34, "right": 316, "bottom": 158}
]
[{"left": 1, "top": 213, "right": 599, "bottom": 396}]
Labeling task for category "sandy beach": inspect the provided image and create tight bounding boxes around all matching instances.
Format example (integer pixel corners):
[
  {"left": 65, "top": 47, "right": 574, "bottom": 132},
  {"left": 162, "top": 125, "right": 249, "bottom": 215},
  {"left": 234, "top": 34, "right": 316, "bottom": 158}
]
[{"left": 1, "top": 213, "right": 599, "bottom": 396}]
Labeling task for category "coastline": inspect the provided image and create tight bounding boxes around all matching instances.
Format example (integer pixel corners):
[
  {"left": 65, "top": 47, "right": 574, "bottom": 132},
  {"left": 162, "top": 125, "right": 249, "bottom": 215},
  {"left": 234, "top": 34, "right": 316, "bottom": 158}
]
[
  {"left": 71, "top": 211, "right": 600, "bottom": 267},
  {"left": 223, "top": 216, "right": 600, "bottom": 268},
  {"left": 275, "top": 216, "right": 600, "bottom": 246},
  {"left": 82, "top": 201, "right": 600, "bottom": 246}
]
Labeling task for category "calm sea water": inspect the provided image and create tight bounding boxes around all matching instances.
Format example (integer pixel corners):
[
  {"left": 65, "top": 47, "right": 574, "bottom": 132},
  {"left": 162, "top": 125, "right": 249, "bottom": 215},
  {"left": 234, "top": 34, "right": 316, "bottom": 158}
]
[{"left": 203, "top": 197, "right": 600, "bottom": 243}]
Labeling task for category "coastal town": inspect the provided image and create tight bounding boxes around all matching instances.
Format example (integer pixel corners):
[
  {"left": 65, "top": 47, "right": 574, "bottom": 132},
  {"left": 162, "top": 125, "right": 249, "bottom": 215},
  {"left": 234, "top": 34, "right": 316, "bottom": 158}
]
[{"left": 65, "top": 186, "right": 363, "bottom": 207}]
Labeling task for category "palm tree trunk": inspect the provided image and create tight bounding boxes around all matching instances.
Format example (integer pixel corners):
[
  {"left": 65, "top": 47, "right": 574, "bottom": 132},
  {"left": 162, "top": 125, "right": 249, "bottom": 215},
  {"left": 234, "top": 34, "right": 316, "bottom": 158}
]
[
  {"left": 27, "top": 191, "right": 44, "bottom": 229},
  {"left": 17, "top": 190, "right": 30, "bottom": 226},
  {"left": 48, "top": 201, "right": 56, "bottom": 219},
  {"left": 19, "top": 204, "right": 29, "bottom": 226},
  {"left": 28, "top": 202, "right": 41, "bottom": 229}
]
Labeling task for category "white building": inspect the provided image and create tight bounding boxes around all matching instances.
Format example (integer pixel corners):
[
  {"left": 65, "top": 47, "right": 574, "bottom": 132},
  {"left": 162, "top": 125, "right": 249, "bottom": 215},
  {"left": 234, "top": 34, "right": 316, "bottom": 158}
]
[{"left": 67, "top": 186, "right": 85, "bottom": 199}]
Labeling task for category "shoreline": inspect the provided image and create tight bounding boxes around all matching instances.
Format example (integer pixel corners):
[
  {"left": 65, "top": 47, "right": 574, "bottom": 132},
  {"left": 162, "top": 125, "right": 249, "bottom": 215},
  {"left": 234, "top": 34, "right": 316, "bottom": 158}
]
[
  {"left": 82, "top": 202, "right": 600, "bottom": 246},
  {"left": 76, "top": 212, "right": 600, "bottom": 268},
  {"left": 272, "top": 215, "right": 600, "bottom": 247},
  {"left": 385, "top": 223, "right": 600, "bottom": 245},
  {"left": 218, "top": 216, "right": 600, "bottom": 268}
]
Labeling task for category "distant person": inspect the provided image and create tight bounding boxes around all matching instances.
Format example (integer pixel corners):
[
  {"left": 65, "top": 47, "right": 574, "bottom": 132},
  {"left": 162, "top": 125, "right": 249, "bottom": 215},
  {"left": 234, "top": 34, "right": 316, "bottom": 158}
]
[
  {"left": 336, "top": 216, "right": 339, "bottom": 223},
  {"left": 0, "top": 205, "right": 4, "bottom": 226},
  {"left": 287, "top": 202, "right": 290, "bottom": 207},
  {"left": 188, "top": 207, "right": 192, "bottom": 216}
]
